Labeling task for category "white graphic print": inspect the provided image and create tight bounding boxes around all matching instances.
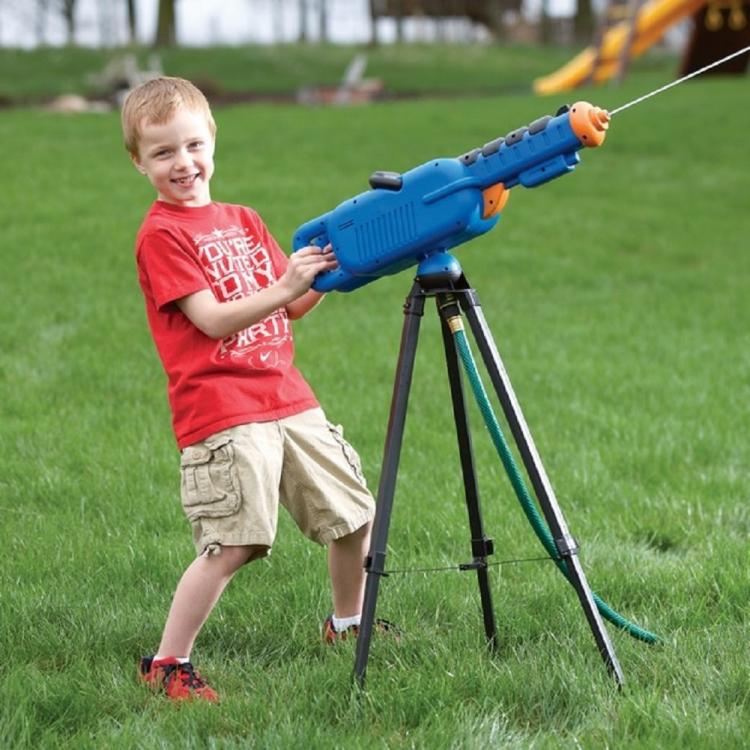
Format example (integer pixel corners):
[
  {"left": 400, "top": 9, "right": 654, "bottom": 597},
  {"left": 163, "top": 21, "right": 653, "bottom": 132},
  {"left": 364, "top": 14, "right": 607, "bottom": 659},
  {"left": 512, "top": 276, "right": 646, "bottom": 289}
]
[{"left": 193, "top": 225, "right": 290, "bottom": 367}]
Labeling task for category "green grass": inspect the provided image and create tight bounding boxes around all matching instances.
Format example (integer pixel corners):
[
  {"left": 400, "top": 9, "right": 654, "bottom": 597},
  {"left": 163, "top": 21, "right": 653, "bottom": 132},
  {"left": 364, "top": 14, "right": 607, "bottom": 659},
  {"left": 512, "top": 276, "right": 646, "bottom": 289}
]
[{"left": 1, "top": 61, "right": 749, "bottom": 748}]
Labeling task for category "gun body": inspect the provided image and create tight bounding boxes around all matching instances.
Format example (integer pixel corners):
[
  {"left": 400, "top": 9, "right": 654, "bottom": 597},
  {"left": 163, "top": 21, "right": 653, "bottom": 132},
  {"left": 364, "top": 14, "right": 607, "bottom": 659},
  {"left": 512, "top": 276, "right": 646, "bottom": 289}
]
[{"left": 293, "top": 102, "right": 609, "bottom": 292}]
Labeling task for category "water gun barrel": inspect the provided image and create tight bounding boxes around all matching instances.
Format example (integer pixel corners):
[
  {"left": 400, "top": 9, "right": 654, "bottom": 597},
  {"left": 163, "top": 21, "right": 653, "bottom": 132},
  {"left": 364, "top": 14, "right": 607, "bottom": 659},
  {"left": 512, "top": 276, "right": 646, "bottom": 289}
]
[
  {"left": 459, "top": 101, "right": 610, "bottom": 190},
  {"left": 293, "top": 102, "right": 610, "bottom": 293}
]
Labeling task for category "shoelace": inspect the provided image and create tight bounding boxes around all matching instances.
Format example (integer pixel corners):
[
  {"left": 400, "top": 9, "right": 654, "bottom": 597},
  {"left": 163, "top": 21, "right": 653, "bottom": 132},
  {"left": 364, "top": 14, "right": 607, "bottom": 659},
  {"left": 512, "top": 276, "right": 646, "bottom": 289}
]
[
  {"left": 174, "top": 663, "right": 208, "bottom": 690},
  {"left": 154, "top": 661, "right": 178, "bottom": 681}
]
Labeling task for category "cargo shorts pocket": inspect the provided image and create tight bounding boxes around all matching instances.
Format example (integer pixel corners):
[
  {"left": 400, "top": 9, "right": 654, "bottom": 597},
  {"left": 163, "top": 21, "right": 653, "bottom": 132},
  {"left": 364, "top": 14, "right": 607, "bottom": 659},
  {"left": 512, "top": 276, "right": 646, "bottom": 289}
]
[
  {"left": 326, "top": 421, "right": 367, "bottom": 487},
  {"left": 179, "top": 435, "right": 242, "bottom": 522}
]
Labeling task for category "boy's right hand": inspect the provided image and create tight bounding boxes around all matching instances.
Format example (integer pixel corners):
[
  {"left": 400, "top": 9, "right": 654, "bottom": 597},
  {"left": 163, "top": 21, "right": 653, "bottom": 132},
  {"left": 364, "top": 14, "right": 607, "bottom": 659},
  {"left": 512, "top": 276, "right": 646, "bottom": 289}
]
[{"left": 280, "top": 244, "right": 338, "bottom": 300}]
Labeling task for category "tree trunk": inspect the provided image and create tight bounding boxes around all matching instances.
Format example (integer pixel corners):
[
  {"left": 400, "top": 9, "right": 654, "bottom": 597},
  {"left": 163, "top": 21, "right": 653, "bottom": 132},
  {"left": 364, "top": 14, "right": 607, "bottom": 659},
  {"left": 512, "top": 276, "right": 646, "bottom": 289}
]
[
  {"left": 126, "top": 0, "right": 137, "bottom": 44},
  {"left": 393, "top": 0, "right": 410, "bottom": 42},
  {"left": 574, "top": 0, "right": 595, "bottom": 43},
  {"left": 369, "top": 0, "right": 380, "bottom": 46},
  {"left": 62, "top": 0, "right": 76, "bottom": 45},
  {"left": 538, "top": 0, "right": 553, "bottom": 43},
  {"left": 298, "top": 0, "right": 308, "bottom": 43},
  {"left": 318, "top": 0, "right": 328, "bottom": 43},
  {"left": 154, "top": 0, "right": 176, "bottom": 47}
]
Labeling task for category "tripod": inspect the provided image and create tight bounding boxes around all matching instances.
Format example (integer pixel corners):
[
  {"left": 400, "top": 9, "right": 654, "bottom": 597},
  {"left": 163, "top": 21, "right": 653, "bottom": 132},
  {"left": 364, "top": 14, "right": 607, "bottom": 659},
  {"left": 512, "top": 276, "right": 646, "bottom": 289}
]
[{"left": 353, "top": 267, "right": 624, "bottom": 688}]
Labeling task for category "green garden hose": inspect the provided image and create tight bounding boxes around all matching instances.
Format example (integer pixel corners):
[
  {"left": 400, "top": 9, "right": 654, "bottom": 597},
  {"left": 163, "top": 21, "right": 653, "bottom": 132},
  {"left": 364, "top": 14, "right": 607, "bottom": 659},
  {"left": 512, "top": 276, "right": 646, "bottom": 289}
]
[{"left": 453, "top": 326, "right": 661, "bottom": 644}]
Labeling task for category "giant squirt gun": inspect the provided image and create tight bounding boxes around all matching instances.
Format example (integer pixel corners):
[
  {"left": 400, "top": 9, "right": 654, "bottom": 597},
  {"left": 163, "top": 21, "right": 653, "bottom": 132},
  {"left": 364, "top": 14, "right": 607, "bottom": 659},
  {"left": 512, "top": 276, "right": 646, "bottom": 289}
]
[{"left": 292, "top": 101, "right": 611, "bottom": 292}]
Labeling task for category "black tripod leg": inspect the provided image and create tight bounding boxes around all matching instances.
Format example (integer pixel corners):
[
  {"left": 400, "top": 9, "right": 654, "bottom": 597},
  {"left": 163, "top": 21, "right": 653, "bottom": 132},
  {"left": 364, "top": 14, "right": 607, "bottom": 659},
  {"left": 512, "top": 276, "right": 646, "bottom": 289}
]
[
  {"left": 437, "top": 295, "right": 498, "bottom": 651},
  {"left": 354, "top": 282, "right": 426, "bottom": 688},
  {"left": 460, "top": 288, "right": 624, "bottom": 685}
]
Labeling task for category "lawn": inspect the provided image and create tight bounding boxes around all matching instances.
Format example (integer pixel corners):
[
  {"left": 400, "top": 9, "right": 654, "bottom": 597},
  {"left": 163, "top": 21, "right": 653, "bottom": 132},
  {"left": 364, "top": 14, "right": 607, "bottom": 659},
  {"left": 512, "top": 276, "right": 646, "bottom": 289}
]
[{"left": 0, "top": 57, "right": 749, "bottom": 748}]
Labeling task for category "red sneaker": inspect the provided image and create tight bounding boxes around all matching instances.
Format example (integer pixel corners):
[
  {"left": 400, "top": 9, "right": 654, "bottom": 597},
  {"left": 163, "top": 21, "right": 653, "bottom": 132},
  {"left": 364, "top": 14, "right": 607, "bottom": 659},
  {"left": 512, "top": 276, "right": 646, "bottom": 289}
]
[
  {"left": 322, "top": 616, "right": 401, "bottom": 644},
  {"left": 139, "top": 656, "right": 219, "bottom": 703}
]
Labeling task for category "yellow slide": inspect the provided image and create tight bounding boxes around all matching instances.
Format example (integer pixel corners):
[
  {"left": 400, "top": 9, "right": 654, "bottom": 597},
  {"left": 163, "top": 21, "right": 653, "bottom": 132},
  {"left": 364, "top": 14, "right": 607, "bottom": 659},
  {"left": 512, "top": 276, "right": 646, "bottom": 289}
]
[{"left": 534, "top": 0, "right": 709, "bottom": 95}]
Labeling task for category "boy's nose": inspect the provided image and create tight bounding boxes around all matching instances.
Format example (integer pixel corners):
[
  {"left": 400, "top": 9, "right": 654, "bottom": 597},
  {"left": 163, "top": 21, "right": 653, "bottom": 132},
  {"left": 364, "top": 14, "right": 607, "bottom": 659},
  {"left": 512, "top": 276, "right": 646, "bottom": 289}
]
[{"left": 174, "top": 149, "right": 192, "bottom": 169}]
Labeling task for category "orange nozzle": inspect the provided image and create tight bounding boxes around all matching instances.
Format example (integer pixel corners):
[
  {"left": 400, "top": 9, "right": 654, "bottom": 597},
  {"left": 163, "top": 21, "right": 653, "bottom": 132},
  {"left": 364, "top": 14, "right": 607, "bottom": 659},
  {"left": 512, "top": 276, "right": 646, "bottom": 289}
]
[{"left": 569, "top": 102, "right": 610, "bottom": 148}]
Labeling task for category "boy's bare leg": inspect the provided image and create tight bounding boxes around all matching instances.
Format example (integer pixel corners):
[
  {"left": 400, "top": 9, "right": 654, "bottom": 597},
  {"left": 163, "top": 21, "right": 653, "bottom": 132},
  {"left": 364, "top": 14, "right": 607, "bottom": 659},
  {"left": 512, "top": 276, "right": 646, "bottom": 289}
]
[
  {"left": 328, "top": 522, "right": 372, "bottom": 617},
  {"left": 157, "top": 544, "right": 266, "bottom": 657}
]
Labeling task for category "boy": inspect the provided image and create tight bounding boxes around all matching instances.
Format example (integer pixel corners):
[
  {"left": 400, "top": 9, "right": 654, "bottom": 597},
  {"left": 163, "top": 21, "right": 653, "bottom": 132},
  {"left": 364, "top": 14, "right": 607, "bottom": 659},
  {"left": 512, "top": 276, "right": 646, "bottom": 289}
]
[{"left": 122, "top": 77, "right": 379, "bottom": 702}]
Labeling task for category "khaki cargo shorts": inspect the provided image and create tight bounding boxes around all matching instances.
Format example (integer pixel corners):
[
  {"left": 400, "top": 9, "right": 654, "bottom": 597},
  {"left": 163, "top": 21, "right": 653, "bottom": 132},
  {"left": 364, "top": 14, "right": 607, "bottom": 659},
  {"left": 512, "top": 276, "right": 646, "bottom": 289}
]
[{"left": 179, "top": 408, "right": 375, "bottom": 557}]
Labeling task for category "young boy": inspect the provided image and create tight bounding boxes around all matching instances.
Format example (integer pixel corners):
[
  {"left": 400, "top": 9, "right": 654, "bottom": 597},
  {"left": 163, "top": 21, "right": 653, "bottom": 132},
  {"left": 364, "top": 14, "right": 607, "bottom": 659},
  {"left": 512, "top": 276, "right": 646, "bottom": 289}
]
[{"left": 122, "top": 76, "right": 378, "bottom": 702}]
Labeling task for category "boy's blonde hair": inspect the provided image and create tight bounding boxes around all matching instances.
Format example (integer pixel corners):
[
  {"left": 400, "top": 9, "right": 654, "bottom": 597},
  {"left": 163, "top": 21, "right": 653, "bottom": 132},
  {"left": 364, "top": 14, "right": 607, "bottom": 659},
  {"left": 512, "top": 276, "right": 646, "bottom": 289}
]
[{"left": 121, "top": 76, "right": 217, "bottom": 157}]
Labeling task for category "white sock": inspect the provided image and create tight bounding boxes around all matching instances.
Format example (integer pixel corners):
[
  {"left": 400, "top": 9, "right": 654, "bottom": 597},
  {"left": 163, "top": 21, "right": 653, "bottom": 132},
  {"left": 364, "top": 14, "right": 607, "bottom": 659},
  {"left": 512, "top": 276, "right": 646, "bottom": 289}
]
[
  {"left": 153, "top": 654, "right": 190, "bottom": 664},
  {"left": 332, "top": 613, "right": 361, "bottom": 632}
]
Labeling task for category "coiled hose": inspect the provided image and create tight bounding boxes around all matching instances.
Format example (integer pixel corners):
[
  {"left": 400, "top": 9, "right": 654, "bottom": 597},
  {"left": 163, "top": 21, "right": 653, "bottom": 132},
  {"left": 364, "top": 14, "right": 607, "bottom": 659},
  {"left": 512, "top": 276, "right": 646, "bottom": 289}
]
[{"left": 453, "top": 327, "right": 661, "bottom": 644}]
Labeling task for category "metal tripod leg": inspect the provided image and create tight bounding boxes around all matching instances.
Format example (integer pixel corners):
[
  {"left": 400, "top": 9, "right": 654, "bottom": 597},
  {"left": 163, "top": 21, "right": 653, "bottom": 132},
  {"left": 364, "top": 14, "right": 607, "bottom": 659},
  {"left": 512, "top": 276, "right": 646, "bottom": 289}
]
[
  {"left": 458, "top": 280, "right": 624, "bottom": 685},
  {"left": 354, "top": 282, "right": 425, "bottom": 687},
  {"left": 436, "top": 294, "right": 498, "bottom": 651}
]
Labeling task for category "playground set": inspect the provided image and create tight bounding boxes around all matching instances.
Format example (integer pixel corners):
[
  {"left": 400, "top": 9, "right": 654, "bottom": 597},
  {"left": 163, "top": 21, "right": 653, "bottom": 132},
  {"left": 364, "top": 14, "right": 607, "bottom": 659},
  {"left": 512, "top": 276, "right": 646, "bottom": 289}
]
[{"left": 534, "top": 0, "right": 750, "bottom": 94}]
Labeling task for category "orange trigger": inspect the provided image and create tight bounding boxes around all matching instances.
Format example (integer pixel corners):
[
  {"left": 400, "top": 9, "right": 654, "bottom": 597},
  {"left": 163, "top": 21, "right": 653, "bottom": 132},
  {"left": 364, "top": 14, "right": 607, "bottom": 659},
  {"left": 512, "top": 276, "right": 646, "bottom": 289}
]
[{"left": 482, "top": 183, "right": 509, "bottom": 219}]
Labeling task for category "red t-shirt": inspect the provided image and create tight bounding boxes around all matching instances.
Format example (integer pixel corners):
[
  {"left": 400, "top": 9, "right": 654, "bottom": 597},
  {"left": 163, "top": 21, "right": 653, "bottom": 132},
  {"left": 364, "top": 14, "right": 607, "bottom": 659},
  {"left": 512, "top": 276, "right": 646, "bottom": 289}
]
[{"left": 136, "top": 200, "right": 319, "bottom": 449}]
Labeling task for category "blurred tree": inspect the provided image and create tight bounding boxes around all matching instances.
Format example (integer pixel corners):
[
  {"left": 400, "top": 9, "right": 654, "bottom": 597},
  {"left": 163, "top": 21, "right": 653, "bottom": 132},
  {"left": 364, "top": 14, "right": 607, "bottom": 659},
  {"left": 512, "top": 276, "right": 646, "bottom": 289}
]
[
  {"left": 394, "top": 1, "right": 406, "bottom": 42},
  {"left": 538, "top": 0, "right": 553, "bottom": 43},
  {"left": 125, "top": 0, "right": 137, "bottom": 44},
  {"left": 317, "top": 0, "right": 328, "bottom": 42},
  {"left": 373, "top": 1, "right": 524, "bottom": 41},
  {"left": 7, "top": 0, "right": 85, "bottom": 46},
  {"left": 35, "top": 0, "right": 51, "bottom": 46},
  {"left": 58, "top": 0, "right": 75, "bottom": 44},
  {"left": 154, "top": 0, "right": 176, "bottom": 47},
  {"left": 298, "top": 0, "right": 309, "bottom": 42},
  {"left": 369, "top": 0, "right": 384, "bottom": 45},
  {"left": 574, "top": 0, "right": 595, "bottom": 42}
]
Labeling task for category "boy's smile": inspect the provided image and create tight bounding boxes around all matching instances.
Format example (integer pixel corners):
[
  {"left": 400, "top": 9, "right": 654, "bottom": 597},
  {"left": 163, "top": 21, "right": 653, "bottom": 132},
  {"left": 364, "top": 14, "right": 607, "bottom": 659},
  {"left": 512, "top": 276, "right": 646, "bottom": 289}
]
[{"left": 133, "top": 108, "right": 215, "bottom": 207}]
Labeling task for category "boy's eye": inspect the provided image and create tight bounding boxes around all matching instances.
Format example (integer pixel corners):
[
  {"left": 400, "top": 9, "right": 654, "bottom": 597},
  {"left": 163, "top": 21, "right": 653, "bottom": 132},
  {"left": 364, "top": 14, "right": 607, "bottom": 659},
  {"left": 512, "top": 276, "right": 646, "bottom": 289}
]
[
  {"left": 154, "top": 150, "right": 170, "bottom": 158},
  {"left": 188, "top": 141, "right": 203, "bottom": 150}
]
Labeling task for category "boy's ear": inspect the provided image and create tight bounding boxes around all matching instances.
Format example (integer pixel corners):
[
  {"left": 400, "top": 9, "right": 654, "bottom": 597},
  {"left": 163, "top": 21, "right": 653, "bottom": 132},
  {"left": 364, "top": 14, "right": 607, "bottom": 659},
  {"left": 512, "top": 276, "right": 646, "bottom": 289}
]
[{"left": 130, "top": 152, "right": 147, "bottom": 175}]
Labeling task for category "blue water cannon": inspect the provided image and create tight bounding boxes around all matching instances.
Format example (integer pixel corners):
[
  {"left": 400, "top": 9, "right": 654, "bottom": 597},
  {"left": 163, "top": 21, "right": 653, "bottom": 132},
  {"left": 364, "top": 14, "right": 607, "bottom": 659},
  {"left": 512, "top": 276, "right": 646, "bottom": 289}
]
[{"left": 293, "top": 101, "right": 610, "bottom": 293}]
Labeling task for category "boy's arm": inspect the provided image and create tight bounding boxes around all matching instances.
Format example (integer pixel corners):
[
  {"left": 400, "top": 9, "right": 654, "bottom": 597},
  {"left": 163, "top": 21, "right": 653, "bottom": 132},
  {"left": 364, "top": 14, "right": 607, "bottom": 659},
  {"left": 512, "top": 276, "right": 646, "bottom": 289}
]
[
  {"left": 176, "top": 245, "right": 336, "bottom": 339},
  {"left": 285, "top": 289, "right": 326, "bottom": 320}
]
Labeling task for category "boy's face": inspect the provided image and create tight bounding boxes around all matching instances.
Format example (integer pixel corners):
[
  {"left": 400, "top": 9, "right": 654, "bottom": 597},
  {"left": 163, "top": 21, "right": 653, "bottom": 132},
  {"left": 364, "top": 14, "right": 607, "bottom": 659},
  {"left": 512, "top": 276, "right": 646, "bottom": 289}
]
[{"left": 132, "top": 108, "right": 215, "bottom": 207}]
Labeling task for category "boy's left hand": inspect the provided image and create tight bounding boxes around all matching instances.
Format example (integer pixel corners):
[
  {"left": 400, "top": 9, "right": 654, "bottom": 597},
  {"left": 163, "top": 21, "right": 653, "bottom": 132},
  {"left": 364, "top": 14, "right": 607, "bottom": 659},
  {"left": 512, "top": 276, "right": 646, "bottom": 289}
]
[
  {"left": 283, "top": 244, "right": 338, "bottom": 319},
  {"left": 281, "top": 244, "right": 339, "bottom": 299}
]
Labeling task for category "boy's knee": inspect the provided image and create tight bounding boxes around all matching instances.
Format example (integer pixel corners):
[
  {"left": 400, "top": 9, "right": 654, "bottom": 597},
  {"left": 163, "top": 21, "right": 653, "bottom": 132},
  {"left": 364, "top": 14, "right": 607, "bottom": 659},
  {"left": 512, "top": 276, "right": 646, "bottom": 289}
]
[
  {"left": 334, "top": 521, "right": 371, "bottom": 545},
  {"left": 206, "top": 544, "right": 269, "bottom": 573},
  {"left": 354, "top": 521, "right": 371, "bottom": 540}
]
